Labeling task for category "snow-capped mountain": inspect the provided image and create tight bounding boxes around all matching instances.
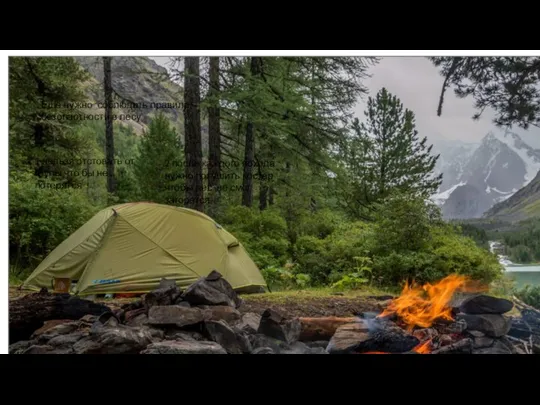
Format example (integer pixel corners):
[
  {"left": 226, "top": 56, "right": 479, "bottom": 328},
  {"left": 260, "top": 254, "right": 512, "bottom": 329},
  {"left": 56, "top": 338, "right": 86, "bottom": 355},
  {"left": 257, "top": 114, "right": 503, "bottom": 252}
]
[
  {"left": 432, "top": 139, "right": 478, "bottom": 192},
  {"left": 431, "top": 131, "right": 540, "bottom": 219}
]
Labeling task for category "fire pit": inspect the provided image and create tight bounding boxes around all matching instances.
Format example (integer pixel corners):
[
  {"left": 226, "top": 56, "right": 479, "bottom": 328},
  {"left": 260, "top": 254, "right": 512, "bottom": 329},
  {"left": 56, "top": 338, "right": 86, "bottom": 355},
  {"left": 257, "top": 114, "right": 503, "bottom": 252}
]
[{"left": 327, "top": 274, "right": 534, "bottom": 354}]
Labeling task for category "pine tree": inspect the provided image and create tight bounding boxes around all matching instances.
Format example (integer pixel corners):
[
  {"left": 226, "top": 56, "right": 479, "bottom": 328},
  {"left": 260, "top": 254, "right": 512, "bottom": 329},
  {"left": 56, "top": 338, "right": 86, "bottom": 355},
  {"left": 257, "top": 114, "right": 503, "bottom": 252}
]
[
  {"left": 183, "top": 56, "right": 204, "bottom": 211},
  {"left": 102, "top": 57, "right": 116, "bottom": 198},
  {"left": 8, "top": 56, "right": 90, "bottom": 185},
  {"left": 430, "top": 57, "right": 540, "bottom": 130},
  {"left": 134, "top": 113, "right": 183, "bottom": 204},
  {"left": 207, "top": 56, "right": 221, "bottom": 215},
  {"left": 348, "top": 87, "right": 442, "bottom": 208}
]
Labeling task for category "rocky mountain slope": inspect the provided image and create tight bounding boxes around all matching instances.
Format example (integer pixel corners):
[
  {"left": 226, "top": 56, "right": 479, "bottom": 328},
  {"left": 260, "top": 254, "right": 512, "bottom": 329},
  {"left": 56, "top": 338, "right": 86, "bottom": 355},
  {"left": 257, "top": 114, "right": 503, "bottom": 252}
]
[
  {"left": 484, "top": 169, "right": 540, "bottom": 222},
  {"left": 431, "top": 131, "right": 540, "bottom": 219},
  {"left": 74, "top": 56, "right": 184, "bottom": 133},
  {"left": 432, "top": 139, "right": 478, "bottom": 194}
]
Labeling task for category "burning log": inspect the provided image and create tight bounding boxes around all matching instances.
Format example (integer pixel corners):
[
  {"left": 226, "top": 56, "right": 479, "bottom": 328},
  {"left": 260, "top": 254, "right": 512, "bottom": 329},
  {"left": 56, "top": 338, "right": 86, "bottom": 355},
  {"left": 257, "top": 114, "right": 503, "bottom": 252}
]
[
  {"left": 299, "top": 317, "right": 358, "bottom": 341},
  {"left": 378, "top": 274, "right": 485, "bottom": 332},
  {"left": 9, "top": 289, "right": 111, "bottom": 344},
  {"left": 430, "top": 338, "right": 472, "bottom": 354}
]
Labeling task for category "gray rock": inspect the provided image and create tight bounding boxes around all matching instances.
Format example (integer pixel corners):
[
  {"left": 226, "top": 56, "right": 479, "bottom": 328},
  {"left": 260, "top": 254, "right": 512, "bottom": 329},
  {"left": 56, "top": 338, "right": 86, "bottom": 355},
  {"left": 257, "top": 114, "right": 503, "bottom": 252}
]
[
  {"left": 141, "top": 340, "right": 227, "bottom": 354},
  {"left": 309, "top": 347, "right": 329, "bottom": 354},
  {"left": 307, "top": 340, "right": 330, "bottom": 349},
  {"left": 35, "top": 322, "right": 79, "bottom": 342},
  {"left": 181, "top": 270, "right": 242, "bottom": 308},
  {"left": 23, "top": 345, "right": 54, "bottom": 354},
  {"left": 234, "top": 312, "right": 261, "bottom": 335},
  {"left": 200, "top": 305, "right": 241, "bottom": 323},
  {"left": 249, "top": 334, "right": 288, "bottom": 353},
  {"left": 473, "top": 336, "right": 494, "bottom": 349},
  {"left": 281, "top": 341, "right": 328, "bottom": 354},
  {"left": 141, "top": 326, "right": 165, "bottom": 342},
  {"left": 124, "top": 308, "right": 147, "bottom": 325},
  {"left": 473, "top": 340, "right": 513, "bottom": 354},
  {"left": 257, "top": 309, "right": 301, "bottom": 344},
  {"left": 176, "top": 301, "right": 191, "bottom": 308},
  {"left": 166, "top": 330, "right": 206, "bottom": 341},
  {"left": 97, "top": 311, "right": 119, "bottom": 326},
  {"left": 251, "top": 347, "right": 274, "bottom": 354},
  {"left": 47, "top": 331, "right": 87, "bottom": 347},
  {"left": 79, "top": 315, "right": 98, "bottom": 324},
  {"left": 169, "top": 332, "right": 199, "bottom": 341},
  {"left": 203, "top": 320, "right": 251, "bottom": 354},
  {"left": 326, "top": 322, "right": 370, "bottom": 354},
  {"left": 158, "top": 278, "right": 177, "bottom": 289},
  {"left": 103, "top": 316, "right": 120, "bottom": 328},
  {"left": 126, "top": 313, "right": 148, "bottom": 327},
  {"left": 439, "top": 319, "right": 467, "bottom": 334},
  {"left": 74, "top": 325, "right": 153, "bottom": 354},
  {"left": 73, "top": 337, "right": 103, "bottom": 354},
  {"left": 457, "top": 314, "right": 512, "bottom": 337},
  {"left": 9, "top": 340, "right": 37, "bottom": 354},
  {"left": 144, "top": 285, "right": 182, "bottom": 308},
  {"left": 147, "top": 305, "right": 205, "bottom": 327},
  {"left": 459, "top": 294, "right": 514, "bottom": 314}
]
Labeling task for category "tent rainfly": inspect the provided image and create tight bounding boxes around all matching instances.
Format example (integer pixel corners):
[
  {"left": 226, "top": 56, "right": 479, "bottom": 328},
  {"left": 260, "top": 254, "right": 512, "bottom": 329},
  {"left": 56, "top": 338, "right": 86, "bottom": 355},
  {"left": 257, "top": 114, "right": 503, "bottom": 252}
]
[{"left": 22, "top": 202, "right": 267, "bottom": 295}]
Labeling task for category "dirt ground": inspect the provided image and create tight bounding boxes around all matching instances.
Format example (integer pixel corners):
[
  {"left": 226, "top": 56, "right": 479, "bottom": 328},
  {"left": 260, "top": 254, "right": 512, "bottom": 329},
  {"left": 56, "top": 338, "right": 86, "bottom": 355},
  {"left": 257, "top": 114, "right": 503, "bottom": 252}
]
[{"left": 8, "top": 286, "right": 393, "bottom": 318}]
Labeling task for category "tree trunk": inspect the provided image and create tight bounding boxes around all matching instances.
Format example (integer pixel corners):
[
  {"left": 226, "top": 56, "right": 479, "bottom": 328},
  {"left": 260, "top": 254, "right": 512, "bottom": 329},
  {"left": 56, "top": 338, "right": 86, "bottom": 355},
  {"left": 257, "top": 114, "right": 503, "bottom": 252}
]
[
  {"left": 269, "top": 186, "right": 275, "bottom": 205},
  {"left": 241, "top": 57, "right": 261, "bottom": 207},
  {"left": 103, "top": 56, "right": 116, "bottom": 196},
  {"left": 183, "top": 56, "right": 204, "bottom": 212},
  {"left": 259, "top": 184, "right": 268, "bottom": 211},
  {"left": 207, "top": 57, "right": 221, "bottom": 215},
  {"left": 25, "top": 57, "right": 46, "bottom": 177},
  {"left": 9, "top": 289, "right": 111, "bottom": 344}
]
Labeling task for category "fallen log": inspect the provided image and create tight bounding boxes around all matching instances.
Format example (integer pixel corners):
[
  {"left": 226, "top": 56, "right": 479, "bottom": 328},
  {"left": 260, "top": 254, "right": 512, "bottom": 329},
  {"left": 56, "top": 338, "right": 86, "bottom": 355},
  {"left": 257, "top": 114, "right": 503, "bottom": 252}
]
[
  {"left": 512, "top": 296, "right": 540, "bottom": 317},
  {"left": 9, "top": 288, "right": 111, "bottom": 344},
  {"left": 299, "top": 317, "right": 359, "bottom": 341}
]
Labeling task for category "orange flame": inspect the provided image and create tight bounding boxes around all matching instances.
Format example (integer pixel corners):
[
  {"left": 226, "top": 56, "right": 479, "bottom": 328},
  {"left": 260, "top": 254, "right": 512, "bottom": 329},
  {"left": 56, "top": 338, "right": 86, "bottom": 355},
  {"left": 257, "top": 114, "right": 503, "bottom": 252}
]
[
  {"left": 412, "top": 339, "right": 432, "bottom": 354},
  {"left": 361, "top": 351, "right": 390, "bottom": 354},
  {"left": 378, "top": 274, "right": 485, "bottom": 332}
]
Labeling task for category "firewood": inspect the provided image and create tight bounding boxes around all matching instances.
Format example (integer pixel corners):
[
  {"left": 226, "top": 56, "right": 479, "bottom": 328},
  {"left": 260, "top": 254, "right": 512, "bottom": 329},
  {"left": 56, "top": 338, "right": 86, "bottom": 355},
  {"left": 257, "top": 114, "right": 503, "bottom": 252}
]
[
  {"left": 506, "top": 335, "right": 531, "bottom": 354},
  {"left": 299, "top": 317, "right": 359, "bottom": 341},
  {"left": 512, "top": 296, "right": 540, "bottom": 317},
  {"left": 430, "top": 338, "right": 472, "bottom": 354}
]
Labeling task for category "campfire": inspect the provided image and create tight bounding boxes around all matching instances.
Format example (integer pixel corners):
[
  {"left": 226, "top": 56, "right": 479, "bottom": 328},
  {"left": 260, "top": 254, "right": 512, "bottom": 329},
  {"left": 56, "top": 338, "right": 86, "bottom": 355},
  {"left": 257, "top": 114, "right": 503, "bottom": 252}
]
[
  {"left": 329, "top": 274, "right": 527, "bottom": 354},
  {"left": 369, "top": 274, "right": 485, "bottom": 354}
]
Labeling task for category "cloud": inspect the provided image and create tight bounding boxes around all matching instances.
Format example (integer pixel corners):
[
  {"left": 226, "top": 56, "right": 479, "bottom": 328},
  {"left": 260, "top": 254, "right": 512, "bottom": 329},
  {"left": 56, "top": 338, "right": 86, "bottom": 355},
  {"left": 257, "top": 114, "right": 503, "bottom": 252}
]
[{"left": 355, "top": 57, "right": 540, "bottom": 148}]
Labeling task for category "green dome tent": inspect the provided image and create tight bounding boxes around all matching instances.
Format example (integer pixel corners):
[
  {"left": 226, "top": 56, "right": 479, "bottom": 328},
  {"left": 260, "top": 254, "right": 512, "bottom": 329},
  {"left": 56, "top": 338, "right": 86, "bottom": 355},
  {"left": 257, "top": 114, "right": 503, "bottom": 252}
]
[{"left": 22, "top": 202, "right": 267, "bottom": 295}]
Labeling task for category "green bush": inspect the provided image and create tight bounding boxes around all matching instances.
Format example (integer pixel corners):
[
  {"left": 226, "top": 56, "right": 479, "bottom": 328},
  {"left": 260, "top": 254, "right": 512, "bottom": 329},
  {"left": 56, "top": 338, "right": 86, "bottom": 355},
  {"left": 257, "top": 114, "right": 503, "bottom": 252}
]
[
  {"left": 515, "top": 285, "right": 540, "bottom": 310},
  {"left": 221, "top": 205, "right": 289, "bottom": 269},
  {"left": 295, "top": 221, "right": 373, "bottom": 285},
  {"left": 220, "top": 197, "right": 504, "bottom": 291},
  {"left": 260, "top": 265, "right": 312, "bottom": 290},
  {"left": 299, "top": 208, "right": 346, "bottom": 239},
  {"left": 9, "top": 170, "right": 100, "bottom": 273}
]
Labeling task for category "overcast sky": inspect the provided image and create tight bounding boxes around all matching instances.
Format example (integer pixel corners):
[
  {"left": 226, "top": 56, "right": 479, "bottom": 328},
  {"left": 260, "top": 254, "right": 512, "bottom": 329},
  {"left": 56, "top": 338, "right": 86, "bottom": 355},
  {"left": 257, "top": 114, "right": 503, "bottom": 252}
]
[{"left": 151, "top": 56, "right": 540, "bottom": 149}]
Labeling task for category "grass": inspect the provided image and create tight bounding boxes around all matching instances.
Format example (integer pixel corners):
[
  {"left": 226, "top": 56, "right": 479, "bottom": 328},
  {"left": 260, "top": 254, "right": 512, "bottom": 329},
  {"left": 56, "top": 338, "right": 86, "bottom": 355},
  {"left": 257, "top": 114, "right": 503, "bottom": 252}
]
[{"left": 242, "top": 285, "right": 394, "bottom": 303}]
